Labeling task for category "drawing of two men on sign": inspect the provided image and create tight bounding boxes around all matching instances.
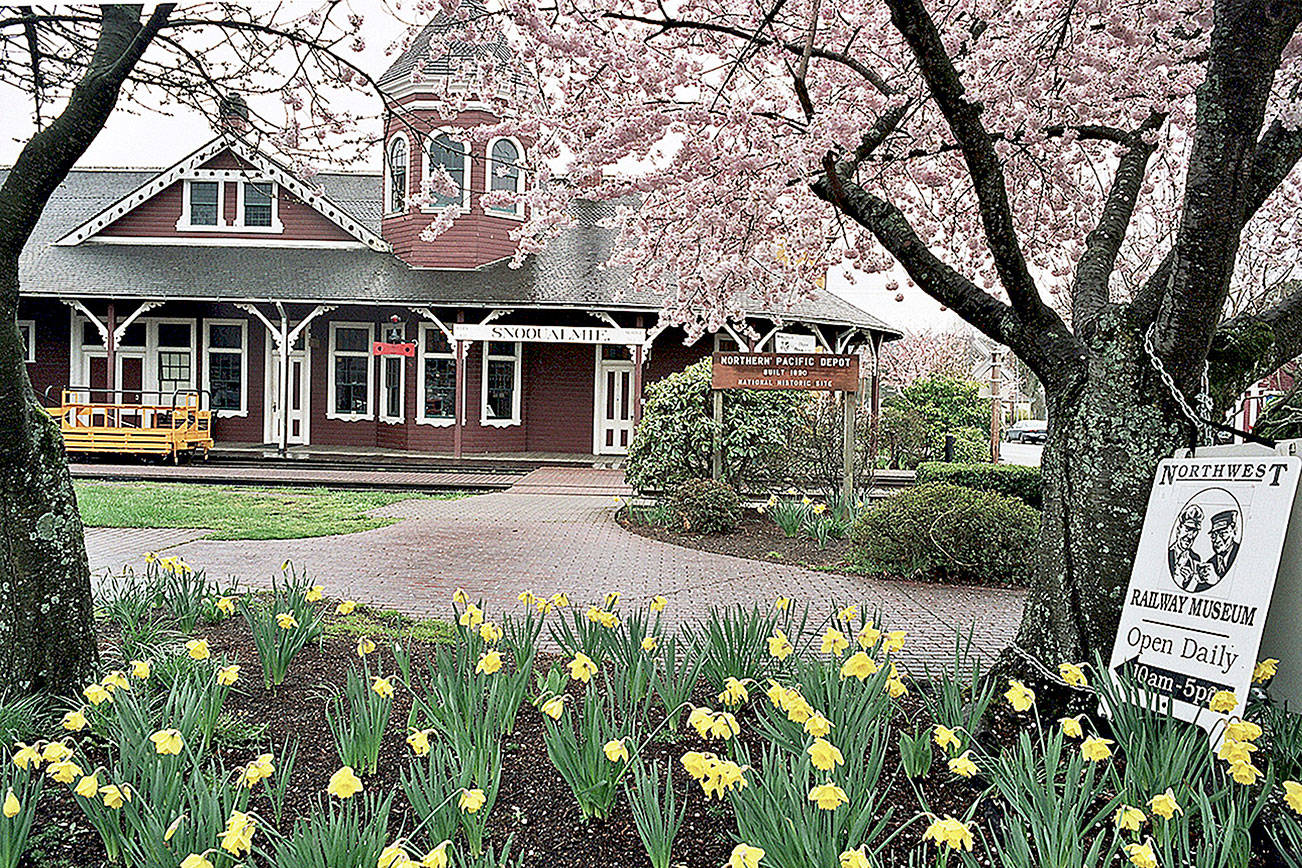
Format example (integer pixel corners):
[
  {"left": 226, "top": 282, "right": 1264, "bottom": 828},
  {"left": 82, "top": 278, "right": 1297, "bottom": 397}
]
[{"left": 1167, "top": 488, "right": 1242, "bottom": 594}]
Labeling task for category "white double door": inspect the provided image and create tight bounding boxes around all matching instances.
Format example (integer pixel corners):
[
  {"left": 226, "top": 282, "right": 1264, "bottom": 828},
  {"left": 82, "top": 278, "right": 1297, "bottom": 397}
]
[
  {"left": 595, "top": 346, "right": 635, "bottom": 454},
  {"left": 264, "top": 341, "right": 310, "bottom": 445}
]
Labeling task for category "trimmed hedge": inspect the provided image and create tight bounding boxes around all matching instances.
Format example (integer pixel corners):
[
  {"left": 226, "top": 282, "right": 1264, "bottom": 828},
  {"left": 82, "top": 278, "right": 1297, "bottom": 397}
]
[
  {"left": 849, "top": 482, "right": 1038, "bottom": 585},
  {"left": 667, "top": 478, "right": 742, "bottom": 534},
  {"left": 915, "top": 461, "right": 1043, "bottom": 509}
]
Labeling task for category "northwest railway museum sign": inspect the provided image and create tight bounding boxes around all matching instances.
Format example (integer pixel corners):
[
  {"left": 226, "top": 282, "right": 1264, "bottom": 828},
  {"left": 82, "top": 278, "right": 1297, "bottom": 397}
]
[
  {"left": 1108, "top": 455, "right": 1302, "bottom": 737},
  {"left": 710, "top": 352, "right": 860, "bottom": 391}
]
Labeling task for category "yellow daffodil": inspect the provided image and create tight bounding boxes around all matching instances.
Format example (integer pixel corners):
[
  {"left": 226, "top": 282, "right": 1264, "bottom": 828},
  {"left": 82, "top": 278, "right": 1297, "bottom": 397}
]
[
  {"left": 475, "top": 650, "right": 503, "bottom": 675},
  {"left": 774, "top": 596, "right": 791, "bottom": 611},
  {"left": 550, "top": 592, "right": 569, "bottom": 608},
  {"left": 1148, "top": 788, "right": 1182, "bottom": 820},
  {"left": 336, "top": 600, "right": 356, "bottom": 615},
  {"left": 479, "top": 622, "right": 502, "bottom": 644},
  {"left": 1060, "top": 715, "right": 1085, "bottom": 739},
  {"left": 421, "top": 841, "right": 450, "bottom": 868},
  {"left": 603, "top": 739, "right": 630, "bottom": 764},
  {"left": 1081, "top": 736, "right": 1114, "bottom": 762},
  {"left": 726, "top": 843, "right": 765, "bottom": 868},
  {"left": 719, "top": 677, "right": 749, "bottom": 707},
  {"left": 305, "top": 585, "right": 323, "bottom": 603},
  {"left": 922, "top": 815, "right": 975, "bottom": 851},
  {"left": 804, "top": 711, "right": 832, "bottom": 738},
  {"left": 216, "top": 596, "right": 236, "bottom": 616},
  {"left": 808, "top": 738, "right": 844, "bottom": 771},
  {"left": 12, "top": 743, "right": 40, "bottom": 770},
  {"left": 518, "top": 591, "right": 538, "bottom": 608},
  {"left": 1124, "top": 840, "right": 1158, "bottom": 868},
  {"left": 767, "top": 629, "right": 794, "bottom": 660},
  {"left": 801, "top": 495, "right": 812, "bottom": 505},
  {"left": 217, "top": 664, "right": 241, "bottom": 686},
  {"left": 884, "top": 630, "right": 907, "bottom": 653},
  {"left": 130, "top": 659, "right": 151, "bottom": 680},
  {"left": 821, "top": 628, "right": 849, "bottom": 658},
  {"left": 100, "top": 783, "right": 132, "bottom": 809},
  {"left": 1058, "top": 662, "right": 1088, "bottom": 687},
  {"left": 165, "top": 815, "right": 183, "bottom": 841},
  {"left": 1115, "top": 804, "right": 1146, "bottom": 831},
  {"left": 886, "top": 677, "right": 908, "bottom": 698},
  {"left": 568, "top": 652, "right": 598, "bottom": 683},
  {"left": 709, "top": 712, "right": 740, "bottom": 740},
  {"left": 1283, "top": 780, "right": 1302, "bottom": 814},
  {"left": 840, "top": 651, "right": 878, "bottom": 681},
  {"left": 1228, "top": 759, "right": 1262, "bottom": 785},
  {"left": 41, "top": 741, "right": 72, "bottom": 764},
  {"left": 840, "top": 846, "right": 871, "bottom": 868},
  {"left": 542, "top": 694, "right": 568, "bottom": 719},
  {"left": 641, "top": 635, "right": 657, "bottom": 651},
  {"left": 372, "top": 676, "right": 395, "bottom": 698},
  {"left": 276, "top": 612, "right": 299, "bottom": 630},
  {"left": 407, "top": 729, "right": 434, "bottom": 757},
  {"left": 1217, "top": 737, "right": 1256, "bottom": 764},
  {"left": 46, "top": 759, "right": 83, "bottom": 784},
  {"left": 837, "top": 605, "right": 860, "bottom": 622},
  {"left": 452, "top": 588, "right": 468, "bottom": 604},
  {"left": 61, "top": 708, "right": 88, "bottom": 732},
  {"left": 459, "top": 603, "right": 484, "bottom": 629},
  {"left": 857, "top": 621, "right": 881, "bottom": 649},
  {"left": 74, "top": 774, "right": 99, "bottom": 798},
  {"left": 102, "top": 670, "right": 131, "bottom": 692},
  {"left": 1224, "top": 719, "right": 1262, "bottom": 742},
  {"left": 1004, "top": 680, "right": 1035, "bottom": 712},
  {"left": 150, "top": 728, "right": 184, "bottom": 756},
  {"left": 1252, "top": 658, "right": 1279, "bottom": 683},
  {"left": 597, "top": 610, "right": 619, "bottom": 629},
  {"left": 458, "top": 788, "right": 486, "bottom": 814},
  {"left": 650, "top": 595, "right": 667, "bottom": 612},
  {"left": 220, "top": 810, "right": 255, "bottom": 855},
  {"left": 808, "top": 782, "right": 849, "bottom": 810},
  {"left": 604, "top": 592, "right": 621, "bottom": 610},
  {"left": 1208, "top": 690, "right": 1238, "bottom": 714},
  {"left": 948, "top": 751, "right": 978, "bottom": 778},
  {"left": 681, "top": 751, "right": 710, "bottom": 780},
  {"left": 357, "top": 636, "right": 376, "bottom": 657},
  {"left": 784, "top": 693, "right": 814, "bottom": 725},
  {"left": 2, "top": 789, "right": 19, "bottom": 818},
  {"left": 933, "top": 725, "right": 961, "bottom": 752},
  {"left": 813, "top": 503, "right": 828, "bottom": 515},
  {"left": 180, "top": 853, "right": 214, "bottom": 868},
  {"left": 241, "top": 754, "right": 275, "bottom": 788},
  {"left": 378, "top": 843, "right": 409, "bottom": 868},
  {"left": 186, "top": 639, "right": 210, "bottom": 660},
  {"left": 327, "top": 766, "right": 363, "bottom": 799}
]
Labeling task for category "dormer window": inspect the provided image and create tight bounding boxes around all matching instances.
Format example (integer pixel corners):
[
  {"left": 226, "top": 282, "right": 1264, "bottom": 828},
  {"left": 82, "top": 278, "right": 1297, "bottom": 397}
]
[
  {"left": 189, "top": 181, "right": 220, "bottom": 226},
  {"left": 387, "top": 135, "right": 409, "bottom": 214},
  {"left": 243, "top": 182, "right": 273, "bottom": 227},
  {"left": 425, "top": 133, "right": 469, "bottom": 211},
  {"left": 487, "top": 137, "right": 525, "bottom": 218}
]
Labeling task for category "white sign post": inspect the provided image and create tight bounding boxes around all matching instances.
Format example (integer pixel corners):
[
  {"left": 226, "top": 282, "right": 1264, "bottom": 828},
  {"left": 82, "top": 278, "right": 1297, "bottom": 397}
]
[{"left": 1108, "top": 455, "right": 1302, "bottom": 737}]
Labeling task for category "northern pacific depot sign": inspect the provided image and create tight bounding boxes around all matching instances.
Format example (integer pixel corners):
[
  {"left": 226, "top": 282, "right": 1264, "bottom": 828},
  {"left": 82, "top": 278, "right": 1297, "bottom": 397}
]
[
  {"left": 711, "top": 352, "right": 860, "bottom": 391},
  {"left": 1108, "top": 454, "right": 1302, "bottom": 736}
]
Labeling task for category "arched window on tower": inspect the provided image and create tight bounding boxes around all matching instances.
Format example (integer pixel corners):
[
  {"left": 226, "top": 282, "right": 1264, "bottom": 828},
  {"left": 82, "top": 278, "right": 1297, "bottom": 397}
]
[
  {"left": 387, "top": 135, "right": 409, "bottom": 214},
  {"left": 426, "top": 133, "right": 469, "bottom": 210},
  {"left": 487, "top": 138, "right": 525, "bottom": 217}
]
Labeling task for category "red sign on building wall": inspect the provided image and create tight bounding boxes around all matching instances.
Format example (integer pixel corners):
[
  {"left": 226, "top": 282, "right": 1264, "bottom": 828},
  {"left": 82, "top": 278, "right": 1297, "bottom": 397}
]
[{"left": 372, "top": 341, "right": 416, "bottom": 357}]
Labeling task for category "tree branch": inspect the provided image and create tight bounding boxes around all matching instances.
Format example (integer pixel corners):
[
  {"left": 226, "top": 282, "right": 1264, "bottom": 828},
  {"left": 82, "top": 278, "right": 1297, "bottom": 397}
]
[{"left": 1211, "top": 280, "right": 1302, "bottom": 406}]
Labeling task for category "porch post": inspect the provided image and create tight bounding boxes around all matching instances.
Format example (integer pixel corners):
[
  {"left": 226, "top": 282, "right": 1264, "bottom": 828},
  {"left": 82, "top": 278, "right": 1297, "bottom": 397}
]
[
  {"left": 453, "top": 339, "right": 465, "bottom": 459},
  {"left": 842, "top": 388, "right": 858, "bottom": 506},
  {"left": 105, "top": 302, "right": 117, "bottom": 396},
  {"left": 632, "top": 343, "right": 644, "bottom": 426},
  {"left": 278, "top": 308, "right": 290, "bottom": 457}
]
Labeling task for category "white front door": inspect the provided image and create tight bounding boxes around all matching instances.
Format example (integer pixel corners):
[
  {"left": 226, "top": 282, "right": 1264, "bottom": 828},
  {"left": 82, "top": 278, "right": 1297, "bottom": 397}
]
[
  {"left": 265, "top": 339, "right": 311, "bottom": 445},
  {"left": 594, "top": 346, "right": 635, "bottom": 454}
]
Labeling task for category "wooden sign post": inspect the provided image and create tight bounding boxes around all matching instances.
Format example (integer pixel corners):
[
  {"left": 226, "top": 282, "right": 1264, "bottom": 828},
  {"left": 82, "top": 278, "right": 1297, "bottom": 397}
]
[{"left": 710, "top": 352, "right": 861, "bottom": 502}]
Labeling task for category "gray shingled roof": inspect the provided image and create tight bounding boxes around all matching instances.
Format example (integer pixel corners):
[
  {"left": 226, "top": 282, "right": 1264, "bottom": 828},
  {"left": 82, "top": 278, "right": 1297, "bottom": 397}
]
[
  {"left": 6, "top": 167, "right": 899, "bottom": 336},
  {"left": 378, "top": 1, "right": 514, "bottom": 90}
]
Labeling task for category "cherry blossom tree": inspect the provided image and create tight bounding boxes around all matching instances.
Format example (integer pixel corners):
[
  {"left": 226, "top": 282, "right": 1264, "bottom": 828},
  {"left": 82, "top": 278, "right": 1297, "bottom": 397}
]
[
  {"left": 880, "top": 329, "right": 973, "bottom": 388},
  {"left": 440, "top": 0, "right": 1302, "bottom": 667}
]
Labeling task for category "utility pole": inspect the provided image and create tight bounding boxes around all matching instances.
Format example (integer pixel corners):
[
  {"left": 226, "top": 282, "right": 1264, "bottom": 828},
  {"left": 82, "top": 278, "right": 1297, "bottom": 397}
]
[{"left": 990, "top": 348, "right": 1003, "bottom": 462}]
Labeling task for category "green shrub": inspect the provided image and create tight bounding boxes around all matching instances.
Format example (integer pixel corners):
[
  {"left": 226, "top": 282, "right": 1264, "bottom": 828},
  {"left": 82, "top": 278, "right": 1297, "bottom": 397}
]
[
  {"left": 849, "top": 482, "right": 1039, "bottom": 584},
  {"left": 666, "top": 478, "right": 741, "bottom": 534},
  {"left": 625, "top": 359, "right": 806, "bottom": 492},
  {"left": 916, "top": 461, "right": 1043, "bottom": 509}
]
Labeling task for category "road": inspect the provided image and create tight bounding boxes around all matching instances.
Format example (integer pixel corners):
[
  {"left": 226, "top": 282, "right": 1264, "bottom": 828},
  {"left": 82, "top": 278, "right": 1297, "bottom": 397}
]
[{"left": 999, "top": 442, "right": 1043, "bottom": 466}]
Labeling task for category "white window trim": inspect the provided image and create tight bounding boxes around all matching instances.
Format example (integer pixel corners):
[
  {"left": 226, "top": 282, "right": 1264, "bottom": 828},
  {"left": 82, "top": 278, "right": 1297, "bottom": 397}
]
[
  {"left": 202, "top": 319, "right": 248, "bottom": 417},
  {"left": 480, "top": 340, "right": 522, "bottom": 427},
  {"left": 422, "top": 131, "right": 472, "bottom": 214},
  {"left": 484, "top": 136, "right": 527, "bottom": 220},
  {"left": 417, "top": 323, "right": 457, "bottom": 427},
  {"left": 378, "top": 322, "right": 407, "bottom": 425},
  {"left": 232, "top": 180, "right": 283, "bottom": 233},
  {"left": 17, "top": 320, "right": 35, "bottom": 363},
  {"left": 327, "top": 321, "right": 375, "bottom": 421},
  {"left": 384, "top": 133, "right": 411, "bottom": 216},
  {"left": 176, "top": 179, "right": 228, "bottom": 231},
  {"left": 152, "top": 318, "right": 197, "bottom": 400}
]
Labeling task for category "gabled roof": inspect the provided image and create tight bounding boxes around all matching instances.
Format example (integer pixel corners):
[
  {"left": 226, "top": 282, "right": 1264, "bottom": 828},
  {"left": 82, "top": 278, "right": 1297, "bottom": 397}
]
[{"left": 54, "top": 137, "right": 390, "bottom": 252}]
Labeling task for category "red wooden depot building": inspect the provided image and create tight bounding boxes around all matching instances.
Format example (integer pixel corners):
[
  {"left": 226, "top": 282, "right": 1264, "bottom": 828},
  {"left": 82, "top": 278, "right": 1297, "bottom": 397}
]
[{"left": 11, "top": 16, "right": 899, "bottom": 461}]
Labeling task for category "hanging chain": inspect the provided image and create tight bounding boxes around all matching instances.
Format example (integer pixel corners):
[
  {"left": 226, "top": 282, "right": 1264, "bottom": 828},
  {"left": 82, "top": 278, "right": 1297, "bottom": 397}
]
[{"left": 1143, "top": 323, "right": 1213, "bottom": 443}]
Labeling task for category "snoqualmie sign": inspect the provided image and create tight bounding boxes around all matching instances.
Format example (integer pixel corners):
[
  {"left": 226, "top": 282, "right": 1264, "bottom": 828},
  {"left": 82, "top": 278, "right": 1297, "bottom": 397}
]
[{"left": 1107, "top": 454, "right": 1302, "bottom": 737}]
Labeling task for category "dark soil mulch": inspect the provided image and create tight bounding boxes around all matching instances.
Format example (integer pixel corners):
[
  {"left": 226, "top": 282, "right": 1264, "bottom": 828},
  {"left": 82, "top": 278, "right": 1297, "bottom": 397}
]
[{"left": 620, "top": 511, "right": 854, "bottom": 570}]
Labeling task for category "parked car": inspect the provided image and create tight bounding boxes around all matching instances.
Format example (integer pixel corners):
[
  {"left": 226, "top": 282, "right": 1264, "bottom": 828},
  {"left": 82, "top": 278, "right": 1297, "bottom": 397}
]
[{"left": 1006, "top": 419, "right": 1048, "bottom": 444}]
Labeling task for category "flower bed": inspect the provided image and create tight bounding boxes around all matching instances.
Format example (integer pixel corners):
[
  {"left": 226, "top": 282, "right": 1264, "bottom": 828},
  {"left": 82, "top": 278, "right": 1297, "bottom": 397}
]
[{"left": 10, "top": 559, "right": 1302, "bottom": 867}]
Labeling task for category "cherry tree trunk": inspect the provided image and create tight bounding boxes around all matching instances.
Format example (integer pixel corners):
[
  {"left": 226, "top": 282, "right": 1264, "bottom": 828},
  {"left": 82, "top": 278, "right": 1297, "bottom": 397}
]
[
  {"left": 0, "top": 265, "right": 98, "bottom": 695},
  {"left": 1015, "top": 309, "right": 1186, "bottom": 668}
]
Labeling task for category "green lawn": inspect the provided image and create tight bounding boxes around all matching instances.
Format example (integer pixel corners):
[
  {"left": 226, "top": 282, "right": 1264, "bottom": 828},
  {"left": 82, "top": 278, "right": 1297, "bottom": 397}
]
[{"left": 74, "top": 481, "right": 467, "bottom": 540}]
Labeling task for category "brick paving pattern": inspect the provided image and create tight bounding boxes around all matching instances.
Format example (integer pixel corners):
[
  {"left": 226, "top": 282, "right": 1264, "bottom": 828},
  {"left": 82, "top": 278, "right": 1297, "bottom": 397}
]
[{"left": 83, "top": 471, "right": 1024, "bottom": 670}]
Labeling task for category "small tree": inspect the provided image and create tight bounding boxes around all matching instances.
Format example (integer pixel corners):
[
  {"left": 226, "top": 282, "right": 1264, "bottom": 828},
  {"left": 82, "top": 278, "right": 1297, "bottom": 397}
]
[{"left": 881, "top": 376, "right": 987, "bottom": 468}]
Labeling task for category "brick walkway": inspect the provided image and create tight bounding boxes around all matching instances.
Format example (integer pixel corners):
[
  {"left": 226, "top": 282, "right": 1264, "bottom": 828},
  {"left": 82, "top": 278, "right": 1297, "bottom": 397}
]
[{"left": 83, "top": 481, "right": 1024, "bottom": 670}]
